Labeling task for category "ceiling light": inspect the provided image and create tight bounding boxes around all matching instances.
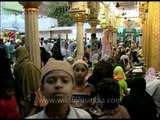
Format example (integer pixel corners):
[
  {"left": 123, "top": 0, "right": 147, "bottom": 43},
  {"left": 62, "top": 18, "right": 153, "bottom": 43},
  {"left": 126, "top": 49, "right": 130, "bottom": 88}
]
[{"left": 115, "top": 2, "right": 120, "bottom": 8}]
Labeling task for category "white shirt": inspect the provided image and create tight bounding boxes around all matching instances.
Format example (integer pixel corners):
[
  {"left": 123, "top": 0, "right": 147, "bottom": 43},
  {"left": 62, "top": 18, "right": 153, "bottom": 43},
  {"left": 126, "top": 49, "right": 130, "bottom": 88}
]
[
  {"left": 42, "top": 42, "right": 53, "bottom": 56},
  {"left": 26, "top": 105, "right": 92, "bottom": 119}
]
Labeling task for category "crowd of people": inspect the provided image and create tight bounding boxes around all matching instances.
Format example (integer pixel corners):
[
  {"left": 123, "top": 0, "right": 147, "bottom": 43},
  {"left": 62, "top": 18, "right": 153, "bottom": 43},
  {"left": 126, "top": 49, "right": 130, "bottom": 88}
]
[{"left": 0, "top": 36, "right": 160, "bottom": 119}]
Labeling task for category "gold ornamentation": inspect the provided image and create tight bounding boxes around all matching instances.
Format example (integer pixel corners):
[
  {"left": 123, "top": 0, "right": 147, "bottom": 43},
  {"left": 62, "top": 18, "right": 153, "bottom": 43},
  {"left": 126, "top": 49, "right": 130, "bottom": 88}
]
[
  {"left": 70, "top": 13, "right": 87, "bottom": 23},
  {"left": 24, "top": 8, "right": 39, "bottom": 14},
  {"left": 88, "top": 2, "right": 99, "bottom": 19},
  {"left": 88, "top": 19, "right": 99, "bottom": 27},
  {"left": 150, "top": 2, "right": 159, "bottom": 68},
  {"left": 19, "top": 2, "right": 42, "bottom": 8}
]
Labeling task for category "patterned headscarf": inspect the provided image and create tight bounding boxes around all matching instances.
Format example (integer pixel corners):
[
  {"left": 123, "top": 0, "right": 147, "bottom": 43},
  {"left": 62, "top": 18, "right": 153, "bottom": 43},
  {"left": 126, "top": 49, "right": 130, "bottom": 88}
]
[
  {"left": 145, "top": 68, "right": 157, "bottom": 82},
  {"left": 145, "top": 68, "right": 160, "bottom": 96},
  {"left": 113, "top": 66, "right": 126, "bottom": 81}
]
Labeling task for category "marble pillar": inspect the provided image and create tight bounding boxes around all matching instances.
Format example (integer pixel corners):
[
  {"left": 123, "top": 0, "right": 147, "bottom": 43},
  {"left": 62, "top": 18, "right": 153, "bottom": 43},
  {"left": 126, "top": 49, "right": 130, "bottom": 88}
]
[
  {"left": 19, "top": 2, "right": 42, "bottom": 69},
  {"left": 76, "top": 21, "right": 84, "bottom": 59},
  {"left": 70, "top": 13, "right": 87, "bottom": 59}
]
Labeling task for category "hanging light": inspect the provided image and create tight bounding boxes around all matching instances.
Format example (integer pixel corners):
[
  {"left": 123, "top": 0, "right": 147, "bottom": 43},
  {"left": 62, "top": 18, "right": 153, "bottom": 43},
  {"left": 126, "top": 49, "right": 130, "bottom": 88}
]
[{"left": 115, "top": 2, "right": 120, "bottom": 8}]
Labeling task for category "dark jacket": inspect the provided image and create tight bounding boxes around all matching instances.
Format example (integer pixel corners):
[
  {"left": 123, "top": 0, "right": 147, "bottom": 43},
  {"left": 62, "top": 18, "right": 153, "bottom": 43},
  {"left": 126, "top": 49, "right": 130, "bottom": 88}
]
[{"left": 121, "top": 77, "right": 157, "bottom": 120}]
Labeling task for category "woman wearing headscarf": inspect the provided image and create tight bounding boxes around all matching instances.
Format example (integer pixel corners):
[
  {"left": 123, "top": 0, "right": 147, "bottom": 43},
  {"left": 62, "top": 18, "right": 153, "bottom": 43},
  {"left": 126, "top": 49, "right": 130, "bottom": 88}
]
[
  {"left": 121, "top": 77, "right": 157, "bottom": 119},
  {"left": 51, "top": 39, "right": 63, "bottom": 60},
  {"left": 101, "top": 29, "right": 112, "bottom": 59},
  {"left": 60, "top": 40, "right": 68, "bottom": 60},
  {"left": 13, "top": 46, "right": 41, "bottom": 118},
  {"left": 67, "top": 41, "right": 77, "bottom": 58},
  {"left": 113, "top": 66, "right": 128, "bottom": 101},
  {"left": 40, "top": 47, "right": 51, "bottom": 66},
  {"left": 145, "top": 68, "right": 160, "bottom": 118}
]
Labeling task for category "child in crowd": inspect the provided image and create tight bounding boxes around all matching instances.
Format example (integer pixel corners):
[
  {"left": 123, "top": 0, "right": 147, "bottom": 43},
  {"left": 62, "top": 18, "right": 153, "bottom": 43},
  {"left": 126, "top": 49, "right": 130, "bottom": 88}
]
[
  {"left": 27, "top": 58, "right": 92, "bottom": 119},
  {"left": 87, "top": 60, "right": 114, "bottom": 91},
  {"left": 28, "top": 88, "right": 48, "bottom": 116},
  {"left": 0, "top": 79, "right": 21, "bottom": 119},
  {"left": 83, "top": 52, "right": 92, "bottom": 68},
  {"left": 89, "top": 78, "right": 130, "bottom": 119},
  {"left": 72, "top": 59, "right": 96, "bottom": 111}
]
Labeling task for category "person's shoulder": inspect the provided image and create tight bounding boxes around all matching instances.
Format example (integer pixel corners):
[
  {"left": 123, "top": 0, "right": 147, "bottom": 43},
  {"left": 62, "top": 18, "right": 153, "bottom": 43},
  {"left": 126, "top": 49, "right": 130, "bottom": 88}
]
[
  {"left": 86, "top": 82, "right": 95, "bottom": 89},
  {"left": 26, "top": 113, "right": 39, "bottom": 119},
  {"left": 118, "top": 105, "right": 128, "bottom": 111},
  {"left": 25, "top": 111, "right": 47, "bottom": 119},
  {"left": 72, "top": 107, "right": 92, "bottom": 119}
]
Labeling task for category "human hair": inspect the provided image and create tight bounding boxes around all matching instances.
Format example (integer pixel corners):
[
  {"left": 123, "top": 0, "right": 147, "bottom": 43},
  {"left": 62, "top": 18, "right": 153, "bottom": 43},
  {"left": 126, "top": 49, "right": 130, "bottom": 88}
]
[
  {"left": 87, "top": 45, "right": 91, "bottom": 48},
  {"left": 83, "top": 52, "right": 90, "bottom": 60},
  {"left": 0, "top": 48, "right": 13, "bottom": 80},
  {"left": 93, "top": 60, "right": 113, "bottom": 80},
  {"left": 130, "top": 77, "right": 146, "bottom": 93},
  {"left": 0, "top": 79, "right": 15, "bottom": 98},
  {"left": 116, "top": 59, "right": 126, "bottom": 72},
  {"left": 1, "top": 79, "right": 15, "bottom": 90},
  {"left": 87, "top": 60, "right": 113, "bottom": 91},
  {"left": 0, "top": 38, "right": 3, "bottom": 44},
  {"left": 41, "top": 37, "right": 44, "bottom": 41},
  {"left": 126, "top": 48, "right": 130, "bottom": 53},
  {"left": 40, "top": 47, "right": 51, "bottom": 65},
  {"left": 98, "top": 78, "right": 120, "bottom": 110}
]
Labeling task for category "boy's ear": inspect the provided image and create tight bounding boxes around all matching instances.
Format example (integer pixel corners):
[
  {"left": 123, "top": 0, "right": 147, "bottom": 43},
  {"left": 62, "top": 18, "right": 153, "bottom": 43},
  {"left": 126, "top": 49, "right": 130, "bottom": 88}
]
[{"left": 72, "top": 85, "right": 75, "bottom": 90}]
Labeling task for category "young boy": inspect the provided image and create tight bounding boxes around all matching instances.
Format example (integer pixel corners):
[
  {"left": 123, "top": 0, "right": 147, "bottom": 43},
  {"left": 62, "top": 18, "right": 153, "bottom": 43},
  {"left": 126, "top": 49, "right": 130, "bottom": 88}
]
[
  {"left": 27, "top": 58, "right": 92, "bottom": 119},
  {"left": 72, "top": 59, "right": 96, "bottom": 111},
  {"left": 90, "top": 78, "right": 130, "bottom": 119},
  {"left": 0, "top": 79, "right": 21, "bottom": 119}
]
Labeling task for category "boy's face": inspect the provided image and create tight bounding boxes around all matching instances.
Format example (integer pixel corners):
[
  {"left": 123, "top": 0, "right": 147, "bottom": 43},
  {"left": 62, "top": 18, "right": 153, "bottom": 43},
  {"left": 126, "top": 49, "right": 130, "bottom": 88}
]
[
  {"left": 41, "top": 70, "right": 74, "bottom": 103},
  {"left": 83, "top": 57, "right": 89, "bottom": 63},
  {"left": 73, "top": 64, "right": 88, "bottom": 82},
  {"left": 3, "top": 88, "right": 15, "bottom": 99}
]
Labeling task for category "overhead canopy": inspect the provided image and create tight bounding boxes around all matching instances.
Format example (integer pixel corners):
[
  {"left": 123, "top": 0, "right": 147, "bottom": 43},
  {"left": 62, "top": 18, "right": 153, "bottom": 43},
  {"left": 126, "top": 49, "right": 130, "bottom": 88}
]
[
  {"left": 1, "top": 14, "right": 24, "bottom": 32},
  {"left": 2, "top": 27, "right": 19, "bottom": 31}
]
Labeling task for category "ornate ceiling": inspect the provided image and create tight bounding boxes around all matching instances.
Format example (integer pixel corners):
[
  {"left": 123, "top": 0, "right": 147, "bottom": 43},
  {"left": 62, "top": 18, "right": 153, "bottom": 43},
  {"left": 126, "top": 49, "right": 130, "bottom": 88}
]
[
  {"left": 112, "top": 1, "right": 138, "bottom": 10},
  {"left": 103, "top": 1, "right": 139, "bottom": 18}
]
